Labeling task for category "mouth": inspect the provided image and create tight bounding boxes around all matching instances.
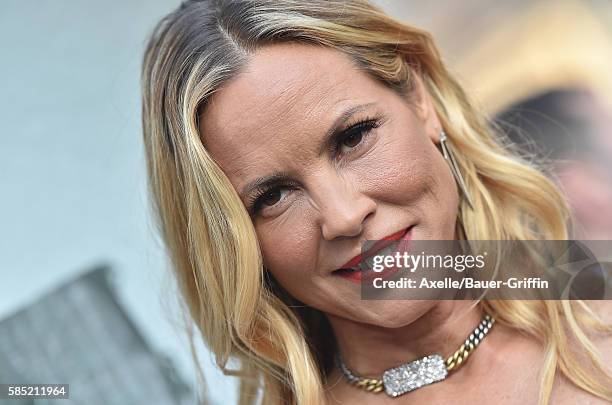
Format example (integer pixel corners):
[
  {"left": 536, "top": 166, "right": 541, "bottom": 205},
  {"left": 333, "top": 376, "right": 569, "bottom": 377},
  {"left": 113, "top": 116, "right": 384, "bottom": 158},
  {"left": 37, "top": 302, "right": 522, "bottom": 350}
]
[{"left": 333, "top": 225, "right": 414, "bottom": 283}]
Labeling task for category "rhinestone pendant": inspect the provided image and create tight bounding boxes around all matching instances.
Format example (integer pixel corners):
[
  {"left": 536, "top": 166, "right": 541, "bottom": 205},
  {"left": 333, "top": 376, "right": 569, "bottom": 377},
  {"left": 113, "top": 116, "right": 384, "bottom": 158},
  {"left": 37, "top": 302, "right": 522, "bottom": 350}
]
[{"left": 382, "top": 354, "right": 448, "bottom": 397}]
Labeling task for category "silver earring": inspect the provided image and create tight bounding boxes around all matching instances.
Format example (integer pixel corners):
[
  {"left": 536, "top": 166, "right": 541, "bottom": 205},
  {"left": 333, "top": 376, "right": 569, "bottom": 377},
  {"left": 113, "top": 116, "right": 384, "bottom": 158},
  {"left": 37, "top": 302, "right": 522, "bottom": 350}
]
[{"left": 439, "top": 130, "right": 474, "bottom": 209}]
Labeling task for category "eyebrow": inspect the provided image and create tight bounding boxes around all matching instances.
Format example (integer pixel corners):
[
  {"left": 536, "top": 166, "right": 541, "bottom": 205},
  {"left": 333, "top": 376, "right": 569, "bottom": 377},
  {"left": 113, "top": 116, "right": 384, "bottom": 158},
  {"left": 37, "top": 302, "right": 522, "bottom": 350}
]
[{"left": 239, "top": 102, "right": 377, "bottom": 201}]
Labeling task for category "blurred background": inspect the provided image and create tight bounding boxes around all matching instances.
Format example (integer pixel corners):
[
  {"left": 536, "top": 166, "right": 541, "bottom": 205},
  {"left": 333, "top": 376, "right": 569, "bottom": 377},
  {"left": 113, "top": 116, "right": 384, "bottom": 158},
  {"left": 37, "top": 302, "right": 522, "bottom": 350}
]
[{"left": 1, "top": 0, "right": 611, "bottom": 404}]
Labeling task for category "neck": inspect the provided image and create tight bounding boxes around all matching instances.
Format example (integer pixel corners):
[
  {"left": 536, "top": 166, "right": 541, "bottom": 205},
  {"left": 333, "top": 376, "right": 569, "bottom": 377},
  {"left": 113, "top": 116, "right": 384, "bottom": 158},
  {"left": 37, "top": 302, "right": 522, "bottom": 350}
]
[{"left": 327, "top": 301, "right": 484, "bottom": 376}]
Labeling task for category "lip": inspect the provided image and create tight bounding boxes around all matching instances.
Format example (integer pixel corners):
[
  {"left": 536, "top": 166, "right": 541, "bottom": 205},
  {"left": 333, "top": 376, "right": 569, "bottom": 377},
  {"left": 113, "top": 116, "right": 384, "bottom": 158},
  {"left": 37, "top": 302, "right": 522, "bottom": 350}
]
[
  {"left": 340, "top": 227, "right": 411, "bottom": 269},
  {"left": 335, "top": 226, "right": 414, "bottom": 283}
]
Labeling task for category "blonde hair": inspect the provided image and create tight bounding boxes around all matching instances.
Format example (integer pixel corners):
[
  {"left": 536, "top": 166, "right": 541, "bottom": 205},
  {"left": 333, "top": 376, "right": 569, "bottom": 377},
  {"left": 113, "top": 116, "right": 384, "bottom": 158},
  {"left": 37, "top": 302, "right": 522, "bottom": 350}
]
[{"left": 141, "top": 1, "right": 612, "bottom": 403}]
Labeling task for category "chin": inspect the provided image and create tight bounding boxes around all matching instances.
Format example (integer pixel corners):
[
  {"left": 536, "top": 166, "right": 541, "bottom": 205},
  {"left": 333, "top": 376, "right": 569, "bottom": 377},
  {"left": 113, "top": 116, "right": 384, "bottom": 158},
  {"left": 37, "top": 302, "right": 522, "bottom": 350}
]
[{"left": 361, "top": 300, "right": 434, "bottom": 329}]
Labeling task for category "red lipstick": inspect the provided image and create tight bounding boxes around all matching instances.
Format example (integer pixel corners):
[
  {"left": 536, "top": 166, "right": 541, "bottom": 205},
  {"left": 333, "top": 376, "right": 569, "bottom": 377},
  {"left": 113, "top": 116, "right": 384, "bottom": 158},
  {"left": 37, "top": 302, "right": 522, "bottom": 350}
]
[{"left": 335, "top": 226, "right": 413, "bottom": 283}]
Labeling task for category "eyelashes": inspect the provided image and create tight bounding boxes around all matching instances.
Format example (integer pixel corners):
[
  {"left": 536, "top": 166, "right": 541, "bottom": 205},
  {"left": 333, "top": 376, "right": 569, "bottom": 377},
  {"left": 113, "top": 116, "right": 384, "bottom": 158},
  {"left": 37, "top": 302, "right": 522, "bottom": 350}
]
[
  {"left": 247, "top": 115, "right": 383, "bottom": 216},
  {"left": 248, "top": 181, "right": 299, "bottom": 215},
  {"left": 334, "top": 117, "right": 381, "bottom": 156}
]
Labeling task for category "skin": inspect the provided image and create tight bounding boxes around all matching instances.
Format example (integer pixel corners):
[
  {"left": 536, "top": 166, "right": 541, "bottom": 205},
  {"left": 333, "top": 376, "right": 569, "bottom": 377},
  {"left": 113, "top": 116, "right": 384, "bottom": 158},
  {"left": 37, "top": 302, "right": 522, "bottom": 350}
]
[{"left": 199, "top": 43, "right": 612, "bottom": 404}]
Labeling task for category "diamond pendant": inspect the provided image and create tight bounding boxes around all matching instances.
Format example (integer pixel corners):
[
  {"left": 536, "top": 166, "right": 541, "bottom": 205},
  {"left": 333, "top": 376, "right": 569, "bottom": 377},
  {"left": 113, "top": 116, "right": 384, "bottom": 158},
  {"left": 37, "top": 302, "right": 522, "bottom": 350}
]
[{"left": 382, "top": 354, "right": 448, "bottom": 397}]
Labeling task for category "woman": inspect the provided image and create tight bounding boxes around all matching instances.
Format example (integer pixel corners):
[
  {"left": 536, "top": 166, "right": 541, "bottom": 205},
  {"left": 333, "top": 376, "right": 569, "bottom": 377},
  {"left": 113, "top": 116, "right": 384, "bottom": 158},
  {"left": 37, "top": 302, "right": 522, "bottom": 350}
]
[{"left": 140, "top": 1, "right": 612, "bottom": 403}]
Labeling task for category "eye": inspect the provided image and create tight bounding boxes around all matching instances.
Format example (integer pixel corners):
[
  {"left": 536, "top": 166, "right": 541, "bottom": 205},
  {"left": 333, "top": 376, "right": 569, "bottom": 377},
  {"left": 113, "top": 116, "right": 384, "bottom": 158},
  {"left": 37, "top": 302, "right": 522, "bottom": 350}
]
[
  {"left": 341, "top": 132, "right": 363, "bottom": 148},
  {"left": 260, "top": 188, "right": 283, "bottom": 207},
  {"left": 337, "top": 118, "right": 380, "bottom": 155},
  {"left": 248, "top": 184, "right": 296, "bottom": 216}
]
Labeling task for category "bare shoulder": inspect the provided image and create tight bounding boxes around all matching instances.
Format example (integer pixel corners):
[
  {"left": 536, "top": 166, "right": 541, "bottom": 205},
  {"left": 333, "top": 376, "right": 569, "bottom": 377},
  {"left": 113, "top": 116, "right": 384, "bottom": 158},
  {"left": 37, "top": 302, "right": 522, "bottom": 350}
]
[
  {"left": 577, "top": 300, "right": 612, "bottom": 365},
  {"left": 580, "top": 300, "right": 612, "bottom": 331},
  {"left": 550, "top": 300, "right": 612, "bottom": 404},
  {"left": 582, "top": 300, "right": 612, "bottom": 322}
]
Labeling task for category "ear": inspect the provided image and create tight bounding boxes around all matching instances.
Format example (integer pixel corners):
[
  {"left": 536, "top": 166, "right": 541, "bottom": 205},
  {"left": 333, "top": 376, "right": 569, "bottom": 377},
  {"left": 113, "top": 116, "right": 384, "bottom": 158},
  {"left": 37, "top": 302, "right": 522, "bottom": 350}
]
[{"left": 410, "top": 72, "right": 442, "bottom": 144}]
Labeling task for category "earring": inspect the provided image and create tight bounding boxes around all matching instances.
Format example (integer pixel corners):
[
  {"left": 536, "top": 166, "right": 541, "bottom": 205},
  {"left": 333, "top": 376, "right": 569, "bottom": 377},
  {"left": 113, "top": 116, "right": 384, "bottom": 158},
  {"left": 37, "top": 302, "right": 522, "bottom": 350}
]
[{"left": 439, "top": 130, "right": 475, "bottom": 209}]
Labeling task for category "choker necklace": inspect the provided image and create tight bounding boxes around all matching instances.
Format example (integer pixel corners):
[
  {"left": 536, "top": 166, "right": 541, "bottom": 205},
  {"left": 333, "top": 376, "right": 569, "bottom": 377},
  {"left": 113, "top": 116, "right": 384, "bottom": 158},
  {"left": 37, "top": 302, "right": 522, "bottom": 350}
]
[{"left": 336, "top": 313, "right": 495, "bottom": 398}]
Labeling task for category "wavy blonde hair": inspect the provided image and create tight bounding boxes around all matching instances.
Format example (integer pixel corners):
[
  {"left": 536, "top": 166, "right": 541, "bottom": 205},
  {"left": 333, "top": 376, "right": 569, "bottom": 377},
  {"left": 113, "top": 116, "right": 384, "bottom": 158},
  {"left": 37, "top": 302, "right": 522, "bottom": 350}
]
[{"left": 141, "top": 1, "right": 612, "bottom": 403}]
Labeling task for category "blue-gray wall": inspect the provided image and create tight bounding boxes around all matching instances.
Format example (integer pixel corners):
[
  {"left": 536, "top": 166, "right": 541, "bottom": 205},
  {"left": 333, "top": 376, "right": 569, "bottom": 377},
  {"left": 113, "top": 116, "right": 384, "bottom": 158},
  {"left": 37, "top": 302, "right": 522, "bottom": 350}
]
[{"left": 0, "top": 1, "right": 236, "bottom": 403}]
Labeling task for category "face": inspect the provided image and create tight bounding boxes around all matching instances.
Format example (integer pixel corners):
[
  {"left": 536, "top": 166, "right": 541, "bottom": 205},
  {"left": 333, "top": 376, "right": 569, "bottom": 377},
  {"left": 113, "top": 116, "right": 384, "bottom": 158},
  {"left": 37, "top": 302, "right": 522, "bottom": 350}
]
[{"left": 200, "top": 43, "right": 459, "bottom": 327}]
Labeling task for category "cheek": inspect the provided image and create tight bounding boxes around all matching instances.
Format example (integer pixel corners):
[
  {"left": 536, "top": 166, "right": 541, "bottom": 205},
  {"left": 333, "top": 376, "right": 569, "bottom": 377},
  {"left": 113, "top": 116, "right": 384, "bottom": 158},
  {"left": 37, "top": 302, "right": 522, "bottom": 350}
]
[
  {"left": 358, "top": 126, "right": 459, "bottom": 237},
  {"left": 426, "top": 149, "right": 460, "bottom": 236},
  {"left": 359, "top": 129, "right": 441, "bottom": 205},
  {"left": 255, "top": 213, "right": 319, "bottom": 294}
]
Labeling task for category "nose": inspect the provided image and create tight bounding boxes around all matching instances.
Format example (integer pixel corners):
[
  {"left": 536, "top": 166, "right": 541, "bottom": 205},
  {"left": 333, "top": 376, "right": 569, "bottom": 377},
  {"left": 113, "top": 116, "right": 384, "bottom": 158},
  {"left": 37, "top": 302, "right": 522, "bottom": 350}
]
[{"left": 312, "top": 172, "right": 377, "bottom": 241}]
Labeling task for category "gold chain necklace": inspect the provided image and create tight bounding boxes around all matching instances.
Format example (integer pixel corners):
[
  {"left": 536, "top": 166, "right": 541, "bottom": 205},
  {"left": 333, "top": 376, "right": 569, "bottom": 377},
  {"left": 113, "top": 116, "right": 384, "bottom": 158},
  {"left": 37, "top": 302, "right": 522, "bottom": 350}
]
[{"left": 336, "top": 314, "right": 495, "bottom": 398}]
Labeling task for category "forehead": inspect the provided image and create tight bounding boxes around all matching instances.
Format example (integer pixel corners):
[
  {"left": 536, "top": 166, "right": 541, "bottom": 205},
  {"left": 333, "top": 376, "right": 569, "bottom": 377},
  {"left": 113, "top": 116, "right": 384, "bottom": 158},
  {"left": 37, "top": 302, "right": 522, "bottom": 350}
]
[{"left": 199, "top": 43, "right": 386, "bottom": 192}]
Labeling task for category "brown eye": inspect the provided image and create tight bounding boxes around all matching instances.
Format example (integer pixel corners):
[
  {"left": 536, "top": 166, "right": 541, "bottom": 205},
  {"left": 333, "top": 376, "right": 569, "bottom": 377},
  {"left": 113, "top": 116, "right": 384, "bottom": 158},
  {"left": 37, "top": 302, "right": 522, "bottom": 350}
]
[
  {"left": 250, "top": 184, "right": 297, "bottom": 216},
  {"left": 261, "top": 189, "right": 281, "bottom": 206},
  {"left": 341, "top": 132, "right": 363, "bottom": 148},
  {"left": 336, "top": 118, "right": 380, "bottom": 155}
]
